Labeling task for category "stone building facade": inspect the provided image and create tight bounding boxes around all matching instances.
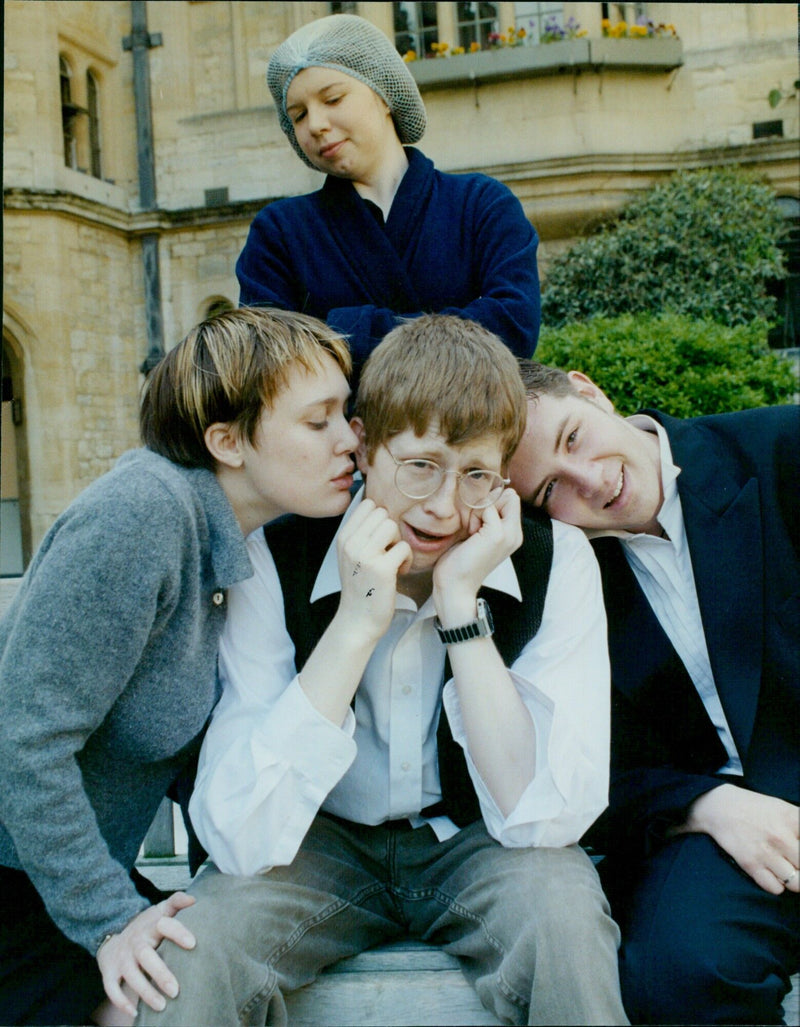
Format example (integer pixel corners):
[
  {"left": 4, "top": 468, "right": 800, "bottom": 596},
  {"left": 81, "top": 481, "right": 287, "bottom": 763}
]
[{"left": 2, "top": 1, "right": 799, "bottom": 571}]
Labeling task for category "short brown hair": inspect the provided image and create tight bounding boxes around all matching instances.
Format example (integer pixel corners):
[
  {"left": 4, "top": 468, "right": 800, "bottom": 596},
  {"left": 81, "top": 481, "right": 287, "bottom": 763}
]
[
  {"left": 517, "top": 359, "right": 575, "bottom": 399},
  {"left": 140, "top": 307, "right": 351, "bottom": 470},
  {"left": 355, "top": 315, "right": 526, "bottom": 464}
]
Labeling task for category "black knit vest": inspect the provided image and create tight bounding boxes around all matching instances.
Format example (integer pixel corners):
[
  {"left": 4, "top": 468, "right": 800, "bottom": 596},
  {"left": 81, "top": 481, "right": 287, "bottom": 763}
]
[{"left": 265, "top": 508, "right": 554, "bottom": 827}]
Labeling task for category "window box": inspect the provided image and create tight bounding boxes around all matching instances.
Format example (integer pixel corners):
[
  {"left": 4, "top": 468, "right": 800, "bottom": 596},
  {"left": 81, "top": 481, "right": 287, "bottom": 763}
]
[
  {"left": 407, "top": 37, "right": 682, "bottom": 91},
  {"left": 589, "top": 38, "right": 683, "bottom": 71},
  {"left": 408, "top": 39, "right": 591, "bottom": 90}
]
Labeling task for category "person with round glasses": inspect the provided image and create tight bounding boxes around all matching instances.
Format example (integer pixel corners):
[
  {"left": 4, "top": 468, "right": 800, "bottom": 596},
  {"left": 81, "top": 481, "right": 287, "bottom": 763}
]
[
  {"left": 137, "top": 316, "right": 626, "bottom": 1027},
  {"left": 236, "top": 12, "right": 541, "bottom": 385},
  {"left": 388, "top": 450, "right": 509, "bottom": 509}
]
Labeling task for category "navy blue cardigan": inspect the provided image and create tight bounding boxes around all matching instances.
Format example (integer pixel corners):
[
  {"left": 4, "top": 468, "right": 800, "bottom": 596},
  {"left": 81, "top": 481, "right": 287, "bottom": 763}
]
[{"left": 236, "top": 147, "right": 540, "bottom": 371}]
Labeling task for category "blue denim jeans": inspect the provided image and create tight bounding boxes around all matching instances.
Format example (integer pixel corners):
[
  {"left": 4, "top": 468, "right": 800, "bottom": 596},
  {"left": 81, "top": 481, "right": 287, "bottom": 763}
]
[{"left": 137, "top": 816, "right": 627, "bottom": 1026}]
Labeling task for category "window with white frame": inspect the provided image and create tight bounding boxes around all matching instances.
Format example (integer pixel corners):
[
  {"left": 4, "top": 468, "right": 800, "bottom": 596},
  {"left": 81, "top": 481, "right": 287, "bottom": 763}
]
[
  {"left": 394, "top": 2, "right": 439, "bottom": 58},
  {"left": 456, "top": 2, "right": 500, "bottom": 50},
  {"left": 514, "top": 2, "right": 565, "bottom": 44}
]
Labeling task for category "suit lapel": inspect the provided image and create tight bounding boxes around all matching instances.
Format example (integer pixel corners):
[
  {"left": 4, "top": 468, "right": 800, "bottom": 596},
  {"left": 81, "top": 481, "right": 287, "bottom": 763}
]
[{"left": 665, "top": 416, "right": 764, "bottom": 762}]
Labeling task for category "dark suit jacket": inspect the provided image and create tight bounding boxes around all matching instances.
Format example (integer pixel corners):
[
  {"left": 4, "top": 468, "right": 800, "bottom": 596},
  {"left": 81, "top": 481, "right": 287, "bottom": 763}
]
[{"left": 586, "top": 405, "right": 800, "bottom": 860}]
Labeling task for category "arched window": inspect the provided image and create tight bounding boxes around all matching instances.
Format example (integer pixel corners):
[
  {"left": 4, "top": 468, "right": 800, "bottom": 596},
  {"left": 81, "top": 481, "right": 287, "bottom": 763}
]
[
  {"left": 87, "top": 70, "right": 102, "bottom": 179},
  {"left": 60, "top": 56, "right": 78, "bottom": 168}
]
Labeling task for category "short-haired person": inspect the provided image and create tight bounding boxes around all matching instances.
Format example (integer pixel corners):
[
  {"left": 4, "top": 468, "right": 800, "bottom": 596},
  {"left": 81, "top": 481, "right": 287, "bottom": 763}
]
[
  {"left": 508, "top": 362, "right": 799, "bottom": 1025},
  {"left": 237, "top": 14, "right": 540, "bottom": 381},
  {"left": 137, "top": 317, "right": 627, "bottom": 1026},
  {"left": 0, "top": 308, "right": 357, "bottom": 1026}
]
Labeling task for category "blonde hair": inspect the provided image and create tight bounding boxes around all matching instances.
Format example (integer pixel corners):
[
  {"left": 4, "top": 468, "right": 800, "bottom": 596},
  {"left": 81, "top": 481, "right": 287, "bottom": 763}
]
[
  {"left": 355, "top": 315, "right": 526, "bottom": 465},
  {"left": 140, "top": 307, "right": 351, "bottom": 470}
]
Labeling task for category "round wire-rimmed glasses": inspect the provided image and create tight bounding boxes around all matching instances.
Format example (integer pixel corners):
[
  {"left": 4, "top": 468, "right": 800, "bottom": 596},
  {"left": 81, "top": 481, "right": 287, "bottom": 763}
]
[{"left": 386, "top": 450, "right": 509, "bottom": 510}]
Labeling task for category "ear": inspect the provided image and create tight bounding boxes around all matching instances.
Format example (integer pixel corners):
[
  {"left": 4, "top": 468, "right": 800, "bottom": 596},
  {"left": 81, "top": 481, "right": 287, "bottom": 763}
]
[
  {"left": 566, "top": 371, "right": 615, "bottom": 413},
  {"left": 204, "top": 422, "right": 245, "bottom": 470},
  {"left": 350, "top": 416, "right": 370, "bottom": 476}
]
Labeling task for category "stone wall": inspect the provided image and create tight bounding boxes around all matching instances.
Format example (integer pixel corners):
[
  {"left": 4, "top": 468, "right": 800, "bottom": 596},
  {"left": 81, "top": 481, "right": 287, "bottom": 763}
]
[{"left": 2, "top": 1, "right": 798, "bottom": 558}]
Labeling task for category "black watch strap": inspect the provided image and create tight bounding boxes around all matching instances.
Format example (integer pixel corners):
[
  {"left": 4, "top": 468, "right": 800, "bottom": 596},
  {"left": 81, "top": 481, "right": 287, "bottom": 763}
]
[{"left": 435, "top": 598, "right": 494, "bottom": 645}]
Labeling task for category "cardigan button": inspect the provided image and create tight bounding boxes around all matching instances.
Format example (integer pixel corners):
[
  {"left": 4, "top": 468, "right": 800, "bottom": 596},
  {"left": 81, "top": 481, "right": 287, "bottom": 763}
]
[{"left": 212, "top": 591, "right": 225, "bottom": 606}]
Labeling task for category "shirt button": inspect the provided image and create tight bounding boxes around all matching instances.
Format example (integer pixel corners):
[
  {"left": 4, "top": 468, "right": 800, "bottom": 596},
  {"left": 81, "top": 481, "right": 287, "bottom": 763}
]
[
  {"left": 401, "top": 761, "right": 410, "bottom": 772},
  {"left": 402, "top": 685, "right": 412, "bottom": 695}
]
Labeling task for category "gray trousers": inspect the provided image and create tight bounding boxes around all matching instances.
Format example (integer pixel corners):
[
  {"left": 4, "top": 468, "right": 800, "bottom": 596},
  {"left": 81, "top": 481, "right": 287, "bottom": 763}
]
[{"left": 137, "top": 816, "right": 627, "bottom": 1026}]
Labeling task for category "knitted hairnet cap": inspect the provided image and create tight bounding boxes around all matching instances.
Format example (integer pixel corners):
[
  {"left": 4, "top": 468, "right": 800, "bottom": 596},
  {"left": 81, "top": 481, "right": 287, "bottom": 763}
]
[{"left": 268, "top": 14, "right": 426, "bottom": 168}]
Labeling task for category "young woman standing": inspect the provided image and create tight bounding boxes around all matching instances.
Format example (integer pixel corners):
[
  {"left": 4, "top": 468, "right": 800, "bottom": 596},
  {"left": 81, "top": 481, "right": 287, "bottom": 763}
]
[{"left": 237, "top": 13, "right": 541, "bottom": 380}]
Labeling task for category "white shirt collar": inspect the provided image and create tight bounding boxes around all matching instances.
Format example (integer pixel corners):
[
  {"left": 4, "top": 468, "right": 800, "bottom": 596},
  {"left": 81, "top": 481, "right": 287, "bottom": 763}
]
[
  {"left": 310, "top": 486, "right": 522, "bottom": 604},
  {"left": 586, "top": 414, "right": 682, "bottom": 543}
]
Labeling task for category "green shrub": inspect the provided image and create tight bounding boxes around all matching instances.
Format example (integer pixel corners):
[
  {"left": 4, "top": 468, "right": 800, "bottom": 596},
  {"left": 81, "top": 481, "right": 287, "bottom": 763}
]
[
  {"left": 536, "top": 314, "right": 797, "bottom": 417},
  {"left": 541, "top": 168, "right": 786, "bottom": 327}
]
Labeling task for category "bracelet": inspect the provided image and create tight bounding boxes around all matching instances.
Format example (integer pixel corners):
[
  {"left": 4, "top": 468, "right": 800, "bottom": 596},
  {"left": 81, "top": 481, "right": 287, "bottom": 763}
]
[{"left": 96, "top": 932, "right": 115, "bottom": 957}]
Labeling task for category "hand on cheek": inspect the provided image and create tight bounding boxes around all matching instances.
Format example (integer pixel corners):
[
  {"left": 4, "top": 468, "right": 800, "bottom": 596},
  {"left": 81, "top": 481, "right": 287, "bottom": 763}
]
[
  {"left": 434, "top": 490, "right": 523, "bottom": 597},
  {"left": 336, "top": 499, "right": 412, "bottom": 641}
]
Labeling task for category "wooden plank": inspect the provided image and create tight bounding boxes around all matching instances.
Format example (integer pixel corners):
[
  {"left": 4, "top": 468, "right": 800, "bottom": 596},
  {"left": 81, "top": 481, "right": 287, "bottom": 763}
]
[
  {"left": 135, "top": 860, "right": 192, "bottom": 894},
  {"left": 785, "top": 974, "right": 799, "bottom": 1025},
  {"left": 141, "top": 797, "right": 176, "bottom": 857},
  {"left": 327, "top": 939, "right": 461, "bottom": 974},
  {"left": 0, "top": 577, "right": 22, "bottom": 618},
  {"left": 286, "top": 964, "right": 501, "bottom": 1027}
]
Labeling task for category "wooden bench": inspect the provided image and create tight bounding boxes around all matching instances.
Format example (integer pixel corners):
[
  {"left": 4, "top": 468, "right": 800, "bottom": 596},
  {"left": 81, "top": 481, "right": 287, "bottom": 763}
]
[
  {"left": 138, "top": 817, "right": 799, "bottom": 1027},
  {"left": 139, "top": 833, "right": 501, "bottom": 1026}
]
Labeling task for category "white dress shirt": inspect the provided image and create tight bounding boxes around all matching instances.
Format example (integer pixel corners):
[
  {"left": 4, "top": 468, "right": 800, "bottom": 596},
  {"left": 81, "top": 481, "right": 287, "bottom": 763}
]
[
  {"left": 190, "top": 491, "right": 611, "bottom": 876},
  {"left": 589, "top": 416, "right": 743, "bottom": 777}
]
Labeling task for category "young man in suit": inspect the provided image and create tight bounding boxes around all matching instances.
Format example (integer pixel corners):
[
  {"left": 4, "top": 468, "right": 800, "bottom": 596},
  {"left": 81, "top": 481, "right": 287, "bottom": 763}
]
[{"left": 508, "top": 361, "right": 799, "bottom": 1025}]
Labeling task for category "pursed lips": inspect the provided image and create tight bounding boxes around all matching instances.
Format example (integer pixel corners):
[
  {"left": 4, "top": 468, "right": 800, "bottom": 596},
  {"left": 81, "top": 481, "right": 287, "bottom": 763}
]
[
  {"left": 331, "top": 462, "right": 354, "bottom": 483},
  {"left": 319, "top": 139, "right": 345, "bottom": 159}
]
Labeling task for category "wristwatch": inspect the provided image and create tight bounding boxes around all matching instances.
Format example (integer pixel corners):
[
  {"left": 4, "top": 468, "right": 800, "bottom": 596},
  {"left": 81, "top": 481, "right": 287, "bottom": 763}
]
[{"left": 435, "top": 598, "right": 494, "bottom": 645}]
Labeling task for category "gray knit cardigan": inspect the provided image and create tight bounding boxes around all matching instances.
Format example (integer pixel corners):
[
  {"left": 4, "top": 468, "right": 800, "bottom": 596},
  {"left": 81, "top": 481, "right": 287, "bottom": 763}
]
[{"left": 0, "top": 449, "right": 253, "bottom": 954}]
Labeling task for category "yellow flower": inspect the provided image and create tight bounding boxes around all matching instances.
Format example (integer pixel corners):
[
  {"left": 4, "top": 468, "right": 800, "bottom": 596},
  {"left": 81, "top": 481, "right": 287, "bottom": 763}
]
[
  {"left": 469, "top": 40, "right": 481, "bottom": 52},
  {"left": 451, "top": 45, "right": 465, "bottom": 55},
  {"left": 402, "top": 49, "right": 417, "bottom": 62}
]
